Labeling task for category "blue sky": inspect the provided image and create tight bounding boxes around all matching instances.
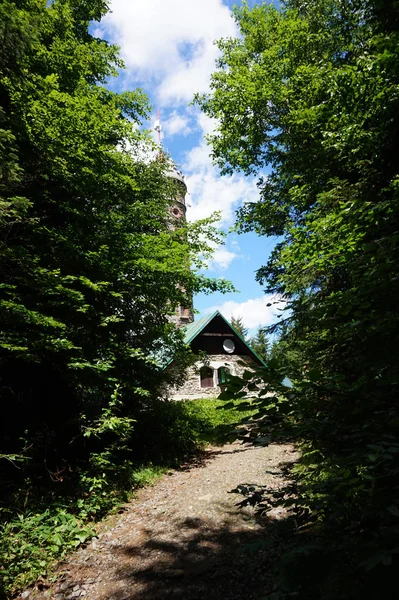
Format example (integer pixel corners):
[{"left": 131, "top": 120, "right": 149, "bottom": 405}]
[{"left": 96, "top": 0, "right": 282, "bottom": 335}]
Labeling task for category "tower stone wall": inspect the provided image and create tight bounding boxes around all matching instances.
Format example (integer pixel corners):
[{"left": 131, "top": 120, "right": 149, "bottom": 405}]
[{"left": 166, "top": 165, "right": 194, "bottom": 328}]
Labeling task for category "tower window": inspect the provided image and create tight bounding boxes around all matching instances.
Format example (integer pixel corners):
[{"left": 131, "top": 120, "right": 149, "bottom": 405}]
[
  {"left": 200, "top": 367, "right": 214, "bottom": 388},
  {"left": 217, "top": 366, "right": 231, "bottom": 385}
]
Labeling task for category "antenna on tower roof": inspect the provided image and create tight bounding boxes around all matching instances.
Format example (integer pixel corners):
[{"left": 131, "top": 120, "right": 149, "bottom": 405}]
[{"left": 154, "top": 109, "right": 162, "bottom": 146}]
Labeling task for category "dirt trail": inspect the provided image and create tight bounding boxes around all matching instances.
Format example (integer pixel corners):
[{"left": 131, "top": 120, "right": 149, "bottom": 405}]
[{"left": 24, "top": 442, "right": 298, "bottom": 600}]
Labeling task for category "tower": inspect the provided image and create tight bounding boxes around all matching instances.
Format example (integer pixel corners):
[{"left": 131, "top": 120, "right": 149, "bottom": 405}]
[
  {"left": 155, "top": 116, "right": 194, "bottom": 328},
  {"left": 166, "top": 165, "right": 195, "bottom": 328}
]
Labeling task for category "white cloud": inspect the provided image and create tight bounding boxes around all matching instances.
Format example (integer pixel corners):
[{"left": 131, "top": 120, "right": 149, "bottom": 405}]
[
  {"left": 163, "top": 110, "right": 192, "bottom": 137},
  {"left": 197, "top": 112, "right": 219, "bottom": 137},
  {"left": 99, "top": 0, "right": 237, "bottom": 105},
  {"left": 204, "top": 296, "right": 285, "bottom": 330},
  {"left": 180, "top": 112, "right": 260, "bottom": 226},
  {"left": 184, "top": 138, "right": 212, "bottom": 171},
  {"left": 186, "top": 164, "right": 258, "bottom": 225},
  {"left": 157, "top": 40, "right": 220, "bottom": 104},
  {"left": 184, "top": 135, "right": 259, "bottom": 226},
  {"left": 99, "top": 1, "right": 262, "bottom": 269},
  {"left": 208, "top": 246, "right": 238, "bottom": 270}
]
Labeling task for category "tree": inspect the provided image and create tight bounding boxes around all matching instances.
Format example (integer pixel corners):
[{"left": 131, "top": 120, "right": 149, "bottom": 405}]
[
  {"left": 197, "top": 0, "right": 399, "bottom": 596},
  {"left": 0, "top": 0, "right": 230, "bottom": 502},
  {"left": 249, "top": 327, "right": 269, "bottom": 363},
  {"left": 230, "top": 315, "right": 249, "bottom": 342}
]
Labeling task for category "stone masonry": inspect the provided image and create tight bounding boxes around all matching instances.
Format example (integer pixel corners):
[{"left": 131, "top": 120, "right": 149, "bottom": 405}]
[{"left": 168, "top": 354, "right": 257, "bottom": 401}]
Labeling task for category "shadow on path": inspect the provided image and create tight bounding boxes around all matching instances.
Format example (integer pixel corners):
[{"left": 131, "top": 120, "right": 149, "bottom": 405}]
[
  {"left": 28, "top": 444, "right": 300, "bottom": 600},
  {"left": 175, "top": 443, "right": 260, "bottom": 472},
  {"left": 93, "top": 511, "right": 294, "bottom": 600}
]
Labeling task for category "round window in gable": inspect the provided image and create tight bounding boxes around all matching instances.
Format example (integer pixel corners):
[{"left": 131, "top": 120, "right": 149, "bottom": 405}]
[{"left": 223, "top": 339, "right": 235, "bottom": 354}]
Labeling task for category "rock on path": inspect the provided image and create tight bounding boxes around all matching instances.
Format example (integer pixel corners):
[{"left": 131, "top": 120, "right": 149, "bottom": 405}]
[{"left": 22, "top": 442, "right": 298, "bottom": 600}]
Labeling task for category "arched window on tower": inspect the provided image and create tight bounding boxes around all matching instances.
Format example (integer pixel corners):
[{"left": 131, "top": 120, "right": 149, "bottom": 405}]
[
  {"left": 217, "top": 366, "right": 231, "bottom": 386},
  {"left": 200, "top": 366, "right": 214, "bottom": 388}
]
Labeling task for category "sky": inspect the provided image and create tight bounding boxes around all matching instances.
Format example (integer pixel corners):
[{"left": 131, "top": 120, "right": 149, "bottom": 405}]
[{"left": 95, "top": 0, "right": 282, "bottom": 336}]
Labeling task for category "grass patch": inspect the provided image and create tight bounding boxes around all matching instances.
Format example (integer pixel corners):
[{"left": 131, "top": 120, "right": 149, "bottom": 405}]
[
  {"left": 131, "top": 464, "right": 167, "bottom": 488},
  {"left": 183, "top": 397, "right": 258, "bottom": 445}
]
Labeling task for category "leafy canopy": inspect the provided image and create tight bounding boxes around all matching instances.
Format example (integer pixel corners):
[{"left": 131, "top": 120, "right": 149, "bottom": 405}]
[
  {"left": 197, "top": 0, "right": 399, "bottom": 596},
  {"left": 0, "top": 0, "right": 231, "bottom": 569}
]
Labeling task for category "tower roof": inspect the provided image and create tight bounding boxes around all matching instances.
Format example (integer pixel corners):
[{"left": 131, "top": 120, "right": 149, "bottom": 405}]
[{"left": 165, "top": 164, "right": 186, "bottom": 187}]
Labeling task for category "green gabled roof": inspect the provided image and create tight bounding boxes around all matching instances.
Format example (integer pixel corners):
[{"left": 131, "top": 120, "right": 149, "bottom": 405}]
[
  {"left": 182, "top": 310, "right": 266, "bottom": 367},
  {"left": 151, "top": 313, "right": 221, "bottom": 371},
  {"left": 183, "top": 310, "right": 221, "bottom": 345}
]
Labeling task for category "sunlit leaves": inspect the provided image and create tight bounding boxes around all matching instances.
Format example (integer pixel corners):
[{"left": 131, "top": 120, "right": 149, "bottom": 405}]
[{"left": 200, "top": 0, "right": 399, "bottom": 595}]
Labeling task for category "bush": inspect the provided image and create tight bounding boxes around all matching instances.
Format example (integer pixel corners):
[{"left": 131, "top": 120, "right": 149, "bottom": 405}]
[
  {"left": 130, "top": 397, "right": 258, "bottom": 462},
  {"left": 183, "top": 397, "right": 258, "bottom": 444},
  {"left": 0, "top": 508, "right": 94, "bottom": 595}
]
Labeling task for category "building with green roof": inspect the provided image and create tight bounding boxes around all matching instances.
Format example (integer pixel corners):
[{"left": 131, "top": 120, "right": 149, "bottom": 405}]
[{"left": 169, "top": 310, "right": 265, "bottom": 400}]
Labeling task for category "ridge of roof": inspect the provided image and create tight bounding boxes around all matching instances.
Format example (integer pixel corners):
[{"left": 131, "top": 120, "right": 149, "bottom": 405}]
[{"left": 182, "top": 310, "right": 221, "bottom": 345}]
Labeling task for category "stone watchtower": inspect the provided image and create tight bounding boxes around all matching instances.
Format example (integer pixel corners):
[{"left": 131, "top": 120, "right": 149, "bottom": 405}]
[
  {"left": 165, "top": 164, "right": 195, "bottom": 328},
  {"left": 154, "top": 115, "right": 194, "bottom": 328}
]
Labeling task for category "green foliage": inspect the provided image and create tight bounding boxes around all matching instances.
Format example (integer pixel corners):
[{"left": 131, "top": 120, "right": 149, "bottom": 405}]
[
  {"left": 0, "top": 459, "right": 168, "bottom": 596},
  {"left": 198, "top": 0, "right": 399, "bottom": 597},
  {"left": 130, "top": 465, "right": 167, "bottom": 489},
  {"left": 249, "top": 326, "right": 270, "bottom": 363},
  {"left": 183, "top": 397, "right": 258, "bottom": 444},
  {"left": 0, "top": 1, "right": 233, "bottom": 595},
  {"left": 0, "top": 508, "right": 94, "bottom": 595},
  {"left": 219, "top": 360, "right": 399, "bottom": 598},
  {"left": 230, "top": 315, "right": 249, "bottom": 342},
  {"left": 0, "top": 396, "right": 254, "bottom": 596},
  {"left": 128, "top": 397, "right": 258, "bottom": 461},
  {"left": 0, "top": 0, "right": 231, "bottom": 479}
]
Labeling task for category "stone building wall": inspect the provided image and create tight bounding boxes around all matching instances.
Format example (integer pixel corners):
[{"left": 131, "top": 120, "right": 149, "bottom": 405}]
[{"left": 168, "top": 354, "right": 258, "bottom": 401}]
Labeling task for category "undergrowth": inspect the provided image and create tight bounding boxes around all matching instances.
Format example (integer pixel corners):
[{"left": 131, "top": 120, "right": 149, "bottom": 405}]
[
  {"left": 0, "top": 508, "right": 95, "bottom": 594},
  {"left": 0, "top": 463, "right": 166, "bottom": 596},
  {"left": 0, "top": 397, "right": 252, "bottom": 598},
  {"left": 183, "top": 397, "right": 258, "bottom": 444}
]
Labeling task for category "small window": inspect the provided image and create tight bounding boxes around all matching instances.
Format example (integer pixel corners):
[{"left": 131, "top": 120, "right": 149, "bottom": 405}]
[
  {"left": 218, "top": 366, "right": 231, "bottom": 385},
  {"left": 200, "top": 366, "right": 214, "bottom": 388}
]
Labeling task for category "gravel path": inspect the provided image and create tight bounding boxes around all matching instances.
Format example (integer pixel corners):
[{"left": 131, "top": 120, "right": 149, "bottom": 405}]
[{"left": 23, "top": 442, "right": 298, "bottom": 600}]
